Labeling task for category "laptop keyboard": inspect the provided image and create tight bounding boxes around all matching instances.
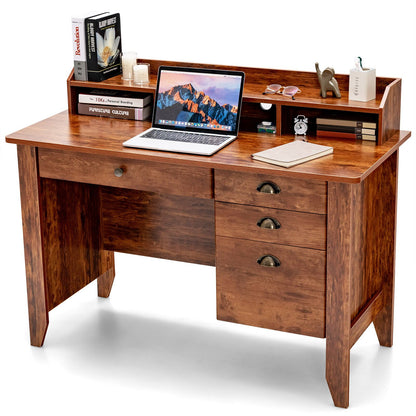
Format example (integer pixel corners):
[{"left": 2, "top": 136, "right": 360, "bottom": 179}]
[{"left": 141, "top": 129, "right": 231, "bottom": 146}]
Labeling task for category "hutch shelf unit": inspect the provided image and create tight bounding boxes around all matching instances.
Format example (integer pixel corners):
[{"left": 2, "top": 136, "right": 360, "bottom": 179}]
[
  {"left": 7, "top": 59, "right": 410, "bottom": 409},
  {"left": 68, "top": 58, "right": 401, "bottom": 144}
]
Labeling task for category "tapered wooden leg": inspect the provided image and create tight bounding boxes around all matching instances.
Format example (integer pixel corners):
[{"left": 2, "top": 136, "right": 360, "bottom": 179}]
[
  {"left": 97, "top": 251, "right": 116, "bottom": 298},
  {"left": 326, "top": 341, "right": 350, "bottom": 409},
  {"left": 17, "top": 145, "right": 49, "bottom": 347},
  {"left": 373, "top": 294, "right": 394, "bottom": 347},
  {"left": 326, "top": 182, "right": 359, "bottom": 408},
  {"left": 373, "top": 153, "right": 398, "bottom": 348}
]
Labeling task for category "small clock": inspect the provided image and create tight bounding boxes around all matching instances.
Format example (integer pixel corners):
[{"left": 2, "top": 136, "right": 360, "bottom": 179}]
[{"left": 294, "top": 115, "right": 308, "bottom": 136}]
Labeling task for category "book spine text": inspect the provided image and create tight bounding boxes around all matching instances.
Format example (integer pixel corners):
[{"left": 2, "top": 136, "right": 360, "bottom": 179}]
[
  {"left": 72, "top": 18, "right": 87, "bottom": 81},
  {"left": 78, "top": 103, "right": 151, "bottom": 120}
]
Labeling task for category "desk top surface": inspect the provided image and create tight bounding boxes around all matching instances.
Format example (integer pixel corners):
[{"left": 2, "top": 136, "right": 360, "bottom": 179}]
[{"left": 6, "top": 111, "right": 411, "bottom": 183}]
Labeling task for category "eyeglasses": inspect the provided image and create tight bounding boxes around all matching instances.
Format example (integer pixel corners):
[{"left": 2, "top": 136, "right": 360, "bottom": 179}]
[{"left": 262, "top": 84, "right": 301, "bottom": 100}]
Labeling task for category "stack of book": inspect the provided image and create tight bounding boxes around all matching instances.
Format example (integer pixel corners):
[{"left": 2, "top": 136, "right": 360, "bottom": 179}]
[
  {"left": 316, "top": 117, "right": 377, "bottom": 141},
  {"left": 78, "top": 89, "right": 152, "bottom": 120},
  {"left": 72, "top": 12, "right": 122, "bottom": 82}
]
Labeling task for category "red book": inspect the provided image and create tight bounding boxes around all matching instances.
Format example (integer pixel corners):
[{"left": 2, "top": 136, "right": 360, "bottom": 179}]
[{"left": 316, "top": 130, "right": 361, "bottom": 140}]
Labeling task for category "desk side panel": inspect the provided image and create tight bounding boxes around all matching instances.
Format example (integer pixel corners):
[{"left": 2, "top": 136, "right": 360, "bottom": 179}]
[
  {"left": 380, "top": 79, "right": 401, "bottom": 144},
  {"left": 349, "top": 151, "right": 397, "bottom": 345},
  {"left": 40, "top": 178, "right": 113, "bottom": 310}
]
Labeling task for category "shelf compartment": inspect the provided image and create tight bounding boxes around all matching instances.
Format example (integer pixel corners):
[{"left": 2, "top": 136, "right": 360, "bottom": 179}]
[{"left": 281, "top": 106, "right": 379, "bottom": 142}]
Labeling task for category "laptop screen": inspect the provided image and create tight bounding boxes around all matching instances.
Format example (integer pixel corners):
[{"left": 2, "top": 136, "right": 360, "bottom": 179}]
[{"left": 152, "top": 66, "right": 245, "bottom": 135}]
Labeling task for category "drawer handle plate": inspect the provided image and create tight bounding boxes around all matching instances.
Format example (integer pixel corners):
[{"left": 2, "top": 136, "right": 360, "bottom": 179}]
[
  {"left": 257, "top": 182, "right": 280, "bottom": 194},
  {"left": 257, "top": 217, "right": 281, "bottom": 230},
  {"left": 257, "top": 255, "right": 281, "bottom": 268}
]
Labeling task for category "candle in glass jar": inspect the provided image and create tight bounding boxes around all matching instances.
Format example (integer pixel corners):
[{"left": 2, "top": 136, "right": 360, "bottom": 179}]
[
  {"left": 133, "top": 64, "right": 149, "bottom": 84},
  {"left": 121, "top": 52, "right": 137, "bottom": 80}
]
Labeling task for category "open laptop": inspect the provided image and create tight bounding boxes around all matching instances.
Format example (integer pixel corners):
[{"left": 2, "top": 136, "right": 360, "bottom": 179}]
[{"left": 123, "top": 66, "right": 245, "bottom": 155}]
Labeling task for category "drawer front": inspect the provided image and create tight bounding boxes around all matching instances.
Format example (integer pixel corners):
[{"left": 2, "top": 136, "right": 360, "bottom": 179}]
[
  {"left": 216, "top": 236, "right": 326, "bottom": 338},
  {"left": 38, "top": 148, "right": 213, "bottom": 199},
  {"left": 216, "top": 202, "right": 326, "bottom": 250},
  {"left": 215, "top": 170, "right": 327, "bottom": 214}
]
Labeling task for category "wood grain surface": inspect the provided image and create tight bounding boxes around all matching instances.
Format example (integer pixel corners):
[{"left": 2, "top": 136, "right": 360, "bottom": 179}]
[
  {"left": 215, "top": 169, "right": 327, "bottom": 214},
  {"left": 216, "top": 236, "right": 326, "bottom": 337},
  {"left": 67, "top": 59, "right": 394, "bottom": 112},
  {"left": 348, "top": 152, "right": 398, "bottom": 327},
  {"left": 371, "top": 153, "right": 398, "bottom": 346},
  {"left": 101, "top": 187, "right": 215, "bottom": 265},
  {"left": 66, "top": 58, "right": 402, "bottom": 144},
  {"left": 380, "top": 79, "right": 401, "bottom": 144},
  {"left": 6, "top": 111, "right": 410, "bottom": 183},
  {"left": 326, "top": 181, "right": 357, "bottom": 408},
  {"left": 38, "top": 147, "right": 213, "bottom": 199},
  {"left": 215, "top": 202, "right": 326, "bottom": 250},
  {"left": 40, "top": 178, "right": 114, "bottom": 310},
  {"left": 17, "top": 145, "right": 49, "bottom": 347}
]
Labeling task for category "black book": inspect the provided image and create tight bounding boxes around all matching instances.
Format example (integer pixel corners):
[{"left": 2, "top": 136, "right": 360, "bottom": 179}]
[
  {"left": 316, "top": 124, "right": 376, "bottom": 135},
  {"left": 85, "top": 13, "right": 122, "bottom": 82}
]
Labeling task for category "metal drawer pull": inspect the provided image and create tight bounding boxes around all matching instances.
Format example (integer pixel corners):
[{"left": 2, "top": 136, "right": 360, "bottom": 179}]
[
  {"left": 257, "top": 182, "right": 280, "bottom": 194},
  {"left": 114, "top": 167, "right": 124, "bottom": 177},
  {"left": 257, "top": 255, "right": 281, "bottom": 268},
  {"left": 257, "top": 217, "right": 281, "bottom": 230}
]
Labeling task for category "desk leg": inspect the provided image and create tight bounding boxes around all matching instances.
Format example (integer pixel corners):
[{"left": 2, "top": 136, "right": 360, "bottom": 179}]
[
  {"left": 326, "top": 153, "right": 398, "bottom": 407},
  {"left": 373, "top": 287, "right": 394, "bottom": 347},
  {"left": 97, "top": 251, "right": 115, "bottom": 298},
  {"left": 326, "top": 182, "right": 359, "bottom": 408},
  {"left": 17, "top": 145, "right": 49, "bottom": 347},
  {"left": 17, "top": 145, "right": 116, "bottom": 346},
  {"left": 373, "top": 151, "right": 398, "bottom": 348}
]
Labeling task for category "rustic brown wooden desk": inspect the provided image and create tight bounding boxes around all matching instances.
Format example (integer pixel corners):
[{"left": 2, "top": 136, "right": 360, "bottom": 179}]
[{"left": 6, "top": 60, "right": 411, "bottom": 408}]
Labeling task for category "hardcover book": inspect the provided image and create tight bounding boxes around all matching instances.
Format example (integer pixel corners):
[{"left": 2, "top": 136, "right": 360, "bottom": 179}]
[
  {"left": 316, "top": 124, "right": 376, "bottom": 135},
  {"left": 72, "top": 13, "right": 109, "bottom": 81},
  {"left": 316, "top": 117, "right": 377, "bottom": 129},
  {"left": 78, "top": 89, "right": 152, "bottom": 107},
  {"left": 78, "top": 103, "right": 152, "bottom": 120},
  {"left": 85, "top": 12, "right": 122, "bottom": 82},
  {"left": 316, "top": 130, "right": 362, "bottom": 140},
  {"left": 72, "top": 15, "right": 88, "bottom": 81}
]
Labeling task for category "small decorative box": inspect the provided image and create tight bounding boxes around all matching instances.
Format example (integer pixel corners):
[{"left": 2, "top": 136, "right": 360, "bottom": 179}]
[
  {"left": 349, "top": 68, "right": 376, "bottom": 102},
  {"left": 257, "top": 121, "right": 276, "bottom": 134}
]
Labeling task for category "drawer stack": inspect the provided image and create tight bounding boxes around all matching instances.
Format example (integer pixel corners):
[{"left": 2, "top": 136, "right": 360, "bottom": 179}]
[{"left": 215, "top": 170, "right": 327, "bottom": 338}]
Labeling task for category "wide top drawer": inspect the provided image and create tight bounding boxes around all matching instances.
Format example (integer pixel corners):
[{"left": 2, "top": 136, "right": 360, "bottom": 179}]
[
  {"left": 38, "top": 148, "right": 213, "bottom": 199},
  {"left": 215, "top": 170, "right": 327, "bottom": 214}
]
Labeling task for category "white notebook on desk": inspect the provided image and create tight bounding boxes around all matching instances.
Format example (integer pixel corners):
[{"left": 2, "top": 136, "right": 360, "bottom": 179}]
[{"left": 252, "top": 140, "right": 333, "bottom": 168}]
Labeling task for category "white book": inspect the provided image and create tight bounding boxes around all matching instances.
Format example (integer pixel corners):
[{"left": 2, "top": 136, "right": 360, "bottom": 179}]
[
  {"left": 72, "top": 15, "right": 89, "bottom": 81},
  {"left": 252, "top": 140, "right": 333, "bottom": 168},
  {"left": 78, "top": 91, "right": 152, "bottom": 108},
  {"left": 72, "top": 12, "right": 108, "bottom": 81}
]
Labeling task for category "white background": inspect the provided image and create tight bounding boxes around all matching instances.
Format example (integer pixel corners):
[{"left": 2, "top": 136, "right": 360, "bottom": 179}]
[{"left": 1, "top": 1, "right": 415, "bottom": 414}]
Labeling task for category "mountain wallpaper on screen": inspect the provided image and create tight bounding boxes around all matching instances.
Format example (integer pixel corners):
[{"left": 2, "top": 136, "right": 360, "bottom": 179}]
[{"left": 157, "top": 83, "right": 238, "bottom": 130}]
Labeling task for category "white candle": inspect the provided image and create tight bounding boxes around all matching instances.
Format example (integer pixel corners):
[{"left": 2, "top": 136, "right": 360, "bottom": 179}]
[
  {"left": 133, "top": 64, "right": 149, "bottom": 84},
  {"left": 121, "top": 52, "right": 137, "bottom": 80}
]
